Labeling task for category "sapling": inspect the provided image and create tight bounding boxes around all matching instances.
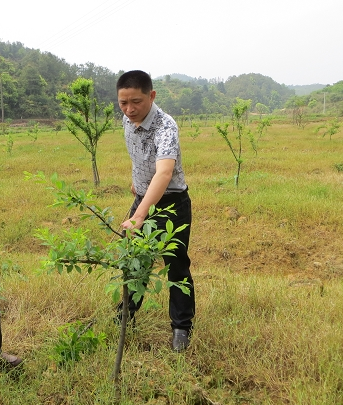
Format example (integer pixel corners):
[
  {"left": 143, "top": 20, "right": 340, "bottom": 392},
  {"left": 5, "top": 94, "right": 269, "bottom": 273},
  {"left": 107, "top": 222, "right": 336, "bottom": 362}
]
[
  {"left": 189, "top": 122, "right": 200, "bottom": 140},
  {"left": 255, "top": 102, "right": 269, "bottom": 119},
  {"left": 27, "top": 122, "right": 40, "bottom": 142},
  {"left": 57, "top": 78, "right": 114, "bottom": 187},
  {"left": 24, "top": 171, "right": 190, "bottom": 388},
  {"left": 6, "top": 134, "right": 13, "bottom": 155},
  {"left": 250, "top": 117, "right": 272, "bottom": 156},
  {"left": 216, "top": 98, "right": 252, "bottom": 187},
  {"left": 315, "top": 118, "right": 341, "bottom": 140}
]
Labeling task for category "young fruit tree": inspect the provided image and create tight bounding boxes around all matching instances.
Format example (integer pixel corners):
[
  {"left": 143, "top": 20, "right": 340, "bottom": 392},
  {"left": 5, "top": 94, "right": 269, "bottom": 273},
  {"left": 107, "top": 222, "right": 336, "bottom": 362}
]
[
  {"left": 24, "top": 171, "right": 190, "bottom": 388},
  {"left": 57, "top": 78, "right": 114, "bottom": 187},
  {"left": 315, "top": 118, "right": 341, "bottom": 140},
  {"left": 216, "top": 98, "right": 252, "bottom": 188},
  {"left": 250, "top": 117, "right": 272, "bottom": 156}
]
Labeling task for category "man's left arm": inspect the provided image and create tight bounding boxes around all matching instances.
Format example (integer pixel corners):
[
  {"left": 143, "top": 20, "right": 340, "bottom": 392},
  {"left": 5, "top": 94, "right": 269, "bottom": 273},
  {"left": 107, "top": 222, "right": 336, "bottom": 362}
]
[{"left": 122, "top": 158, "right": 175, "bottom": 230}]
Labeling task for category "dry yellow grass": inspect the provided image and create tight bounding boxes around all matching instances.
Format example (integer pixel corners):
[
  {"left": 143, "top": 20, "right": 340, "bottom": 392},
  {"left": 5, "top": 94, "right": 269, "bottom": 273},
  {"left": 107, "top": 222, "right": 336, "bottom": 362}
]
[{"left": 0, "top": 119, "right": 343, "bottom": 404}]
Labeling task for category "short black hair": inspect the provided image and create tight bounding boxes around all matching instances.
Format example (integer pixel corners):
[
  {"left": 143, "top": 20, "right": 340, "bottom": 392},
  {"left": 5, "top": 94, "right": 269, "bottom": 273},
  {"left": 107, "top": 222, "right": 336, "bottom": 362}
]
[{"left": 116, "top": 70, "right": 153, "bottom": 94}]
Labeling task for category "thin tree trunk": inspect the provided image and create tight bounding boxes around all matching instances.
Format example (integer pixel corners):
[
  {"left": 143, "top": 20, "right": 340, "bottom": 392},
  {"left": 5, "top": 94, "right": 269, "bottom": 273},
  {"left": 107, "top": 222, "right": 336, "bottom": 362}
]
[
  {"left": 235, "top": 162, "right": 241, "bottom": 188},
  {"left": 91, "top": 154, "right": 100, "bottom": 187},
  {"left": 112, "top": 283, "right": 129, "bottom": 386}
]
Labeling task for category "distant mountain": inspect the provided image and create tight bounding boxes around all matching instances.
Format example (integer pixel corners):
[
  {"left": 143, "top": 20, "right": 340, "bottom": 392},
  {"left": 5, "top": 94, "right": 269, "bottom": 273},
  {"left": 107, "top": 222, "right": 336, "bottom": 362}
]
[
  {"left": 156, "top": 76, "right": 327, "bottom": 97},
  {"left": 154, "top": 73, "right": 196, "bottom": 82},
  {"left": 1, "top": 39, "right": 341, "bottom": 119},
  {"left": 287, "top": 84, "right": 326, "bottom": 96}
]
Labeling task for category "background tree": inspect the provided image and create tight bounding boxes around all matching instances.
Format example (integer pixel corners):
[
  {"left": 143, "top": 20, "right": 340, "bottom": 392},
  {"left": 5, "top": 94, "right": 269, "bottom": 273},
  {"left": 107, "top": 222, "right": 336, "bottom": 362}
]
[
  {"left": 285, "top": 95, "right": 308, "bottom": 128},
  {"left": 255, "top": 102, "right": 269, "bottom": 118},
  {"left": 315, "top": 118, "right": 341, "bottom": 140},
  {"left": 216, "top": 98, "right": 252, "bottom": 188},
  {"left": 0, "top": 56, "right": 16, "bottom": 126},
  {"left": 57, "top": 78, "right": 114, "bottom": 187}
]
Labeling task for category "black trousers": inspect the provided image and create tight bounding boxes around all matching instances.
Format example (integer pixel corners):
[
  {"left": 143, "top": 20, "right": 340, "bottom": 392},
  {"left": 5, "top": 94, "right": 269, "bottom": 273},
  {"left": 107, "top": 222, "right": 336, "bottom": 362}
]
[{"left": 122, "top": 189, "right": 195, "bottom": 331}]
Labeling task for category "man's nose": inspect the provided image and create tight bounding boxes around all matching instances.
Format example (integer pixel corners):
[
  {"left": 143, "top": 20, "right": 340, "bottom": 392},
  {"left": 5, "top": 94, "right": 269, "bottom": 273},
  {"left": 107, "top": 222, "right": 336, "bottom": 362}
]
[{"left": 126, "top": 103, "right": 135, "bottom": 112}]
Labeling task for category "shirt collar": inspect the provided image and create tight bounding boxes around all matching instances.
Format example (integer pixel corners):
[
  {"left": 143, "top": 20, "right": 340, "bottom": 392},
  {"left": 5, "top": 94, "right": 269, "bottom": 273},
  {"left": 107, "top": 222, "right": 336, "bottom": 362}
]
[{"left": 139, "top": 102, "right": 158, "bottom": 130}]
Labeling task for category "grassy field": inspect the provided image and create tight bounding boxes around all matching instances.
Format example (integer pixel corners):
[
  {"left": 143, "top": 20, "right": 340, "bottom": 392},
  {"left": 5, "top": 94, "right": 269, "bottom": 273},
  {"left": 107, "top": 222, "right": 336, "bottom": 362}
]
[{"left": 0, "top": 119, "right": 343, "bottom": 404}]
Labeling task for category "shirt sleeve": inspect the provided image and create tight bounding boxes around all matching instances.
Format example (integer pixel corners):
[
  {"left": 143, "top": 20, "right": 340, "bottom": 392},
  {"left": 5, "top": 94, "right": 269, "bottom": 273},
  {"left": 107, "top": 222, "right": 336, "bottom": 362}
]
[{"left": 155, "top": 123, "right": 179, "bottom": 160}]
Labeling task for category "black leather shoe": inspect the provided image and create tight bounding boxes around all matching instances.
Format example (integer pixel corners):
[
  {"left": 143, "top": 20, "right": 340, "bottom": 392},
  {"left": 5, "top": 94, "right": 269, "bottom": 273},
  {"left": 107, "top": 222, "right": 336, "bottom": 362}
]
[
  {"left": 0, "top": 352, "right": 23, "bottom": 370},
  {"left": 172, "top": 329, "right": 190, "bottom": 352}
]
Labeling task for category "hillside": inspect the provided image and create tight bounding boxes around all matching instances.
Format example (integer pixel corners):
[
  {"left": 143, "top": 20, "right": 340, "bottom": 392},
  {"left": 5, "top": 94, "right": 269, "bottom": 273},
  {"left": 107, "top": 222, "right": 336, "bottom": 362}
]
[
  {"left": 154, "top": 73, "right": 197, "bottom": 82},
  {"left": 0, "top": 40, "right": 342, "bottom": 120},
  {"left": 288, "top": 83, "right": 326, "bottom": 96}
]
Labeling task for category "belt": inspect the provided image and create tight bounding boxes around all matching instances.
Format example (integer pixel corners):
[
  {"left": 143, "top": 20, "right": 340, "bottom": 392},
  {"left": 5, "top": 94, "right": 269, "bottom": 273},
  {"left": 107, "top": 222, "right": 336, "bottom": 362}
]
[
  {"left": 136, "top": 188, "right": 188, "bottom": 204},
  {"left": 158, "top": 189, "right": 188, "bottom": 204}
]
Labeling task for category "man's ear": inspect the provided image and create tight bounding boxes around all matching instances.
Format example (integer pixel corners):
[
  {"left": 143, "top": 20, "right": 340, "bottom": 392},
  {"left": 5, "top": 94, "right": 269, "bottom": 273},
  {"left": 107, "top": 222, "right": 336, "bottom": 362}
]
[{"left": 150, "top": 90, "right": 156, "bottom": 102}]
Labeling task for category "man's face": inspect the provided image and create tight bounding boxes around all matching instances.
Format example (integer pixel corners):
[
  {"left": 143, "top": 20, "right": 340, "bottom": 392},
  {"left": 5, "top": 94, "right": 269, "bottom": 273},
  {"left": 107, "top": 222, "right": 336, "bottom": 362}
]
[{"left": 118, "top": 88, "right": 156, "bottom": 126}]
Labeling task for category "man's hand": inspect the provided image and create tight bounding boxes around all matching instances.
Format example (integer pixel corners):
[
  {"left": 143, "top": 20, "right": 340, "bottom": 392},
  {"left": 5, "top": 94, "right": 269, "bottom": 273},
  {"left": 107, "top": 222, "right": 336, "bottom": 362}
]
[{"left": 122, "top": 217, "right": 144, "bottom": 231}]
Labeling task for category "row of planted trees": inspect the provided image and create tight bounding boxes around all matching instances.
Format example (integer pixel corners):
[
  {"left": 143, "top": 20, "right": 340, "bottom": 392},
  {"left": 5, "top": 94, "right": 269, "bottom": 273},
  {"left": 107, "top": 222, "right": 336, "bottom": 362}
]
[{"left": 3, "top": 76, "right": 341, "bottom": 189}]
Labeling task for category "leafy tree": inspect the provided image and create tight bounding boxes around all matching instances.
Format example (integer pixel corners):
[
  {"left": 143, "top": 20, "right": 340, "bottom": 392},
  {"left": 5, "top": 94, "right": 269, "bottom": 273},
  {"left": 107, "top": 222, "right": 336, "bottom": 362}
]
[
  {"left": 27, "top": 122, "right": 40, "bottom": 142},
  {"left": 19, "top": 64, "right": 47, "bottom": 96},
  {"left": 269, "top": 90, "right": 283, "bottom": 111},
  {"left": 79, "top": 63, "right": 119, "bottom": 106},
  {"left": 251, "top": 117, "right": 272, "bottom": 155},
  {"left": 285, "top": 95, "right": 308, "bottom": 128},
  {"left": 216, "top": 98, "right": 252, "bottom": 187},
  {"left": 6, "top": 134, "right": 13, "bottom": 154},
  {"left": 25, "top": 171, "right": 190, "bottom": 389},
  {"left": 188, "top": 122, "right": 200, "bottom": 140},
  {"left": 255, "top": 102, "right": 269, "bottom": 118},
  {"left": 57, "top": 78, "right": 114, "bottom": 187},
  {"left": 224, "top": 74, "right": 293, "bottom": 111},
  {"left": 315, "top": 118, "right": 341, "bottom": 140},
  {"left": 0, "top": 56, "right": 16, "bottom": 125}
]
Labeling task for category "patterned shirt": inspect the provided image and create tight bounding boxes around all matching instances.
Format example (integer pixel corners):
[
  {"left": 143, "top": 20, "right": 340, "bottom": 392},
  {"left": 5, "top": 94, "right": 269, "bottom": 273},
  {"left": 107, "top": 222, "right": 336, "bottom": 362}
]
[{"left": 123, "top": 102, "right": 187, "bottom": 196}]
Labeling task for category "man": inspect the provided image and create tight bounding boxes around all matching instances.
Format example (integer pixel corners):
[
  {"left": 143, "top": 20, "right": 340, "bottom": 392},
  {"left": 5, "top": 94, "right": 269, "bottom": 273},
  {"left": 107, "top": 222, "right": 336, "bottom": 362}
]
[
  {"left": 0, "top": 317, "right": 23, "bottom": 370},
  {"left": 116, "top": 70, "right": 195, "bottom": 351}
]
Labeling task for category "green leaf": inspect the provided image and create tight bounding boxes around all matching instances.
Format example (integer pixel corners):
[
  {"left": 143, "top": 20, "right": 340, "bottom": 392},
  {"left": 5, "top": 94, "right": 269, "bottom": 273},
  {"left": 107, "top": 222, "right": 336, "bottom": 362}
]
[
  {"left": 111, "top": 288, "right": 121, "bottom": 303},
  {"left": 131, "top": 258, "right": 141, "bottom": 271},
  {"left": 175, "top": 224, "right": 189, "bottom": 233},
  {"left": 132, "top": 291, "right": 143, "bottom": 304},
  {"left": 165, "top": 219, "right": 173, "bottom": 234},
  {"left": 154, "top": 280, "right": 162, "bottom": 294},
  {"left": 50, "top": 172, "right": 58, "bottom": 183},
  {"left": 165, "top": 242, "right": 178, "bottom": 251},
  {"left": 75, "top": 265, "right": 82, "bottom": 273},
  {"left": 157, "top": 241, "right": 164, "bottom": 250},
  {"left": 158, "top": 264, "right": 170, "bottom": 276},
  {"left": 148, "top": 205, "right": 156, "bottom": 216},
  {"left": 179, "top": 285, "right": 190, "bottom": 296}
]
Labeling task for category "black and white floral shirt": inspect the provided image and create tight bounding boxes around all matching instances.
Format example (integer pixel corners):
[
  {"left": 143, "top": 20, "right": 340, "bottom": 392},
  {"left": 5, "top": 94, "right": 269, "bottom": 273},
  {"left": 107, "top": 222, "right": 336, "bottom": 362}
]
[{"left": 123, "top": 103, "right": 187, "bottom": 196}]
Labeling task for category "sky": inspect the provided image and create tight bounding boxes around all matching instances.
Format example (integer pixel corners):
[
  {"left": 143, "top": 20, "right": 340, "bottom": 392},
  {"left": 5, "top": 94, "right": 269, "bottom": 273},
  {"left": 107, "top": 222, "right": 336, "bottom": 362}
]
[{"left": 1, "top": 0, "right": 343, "bottom": 86}]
